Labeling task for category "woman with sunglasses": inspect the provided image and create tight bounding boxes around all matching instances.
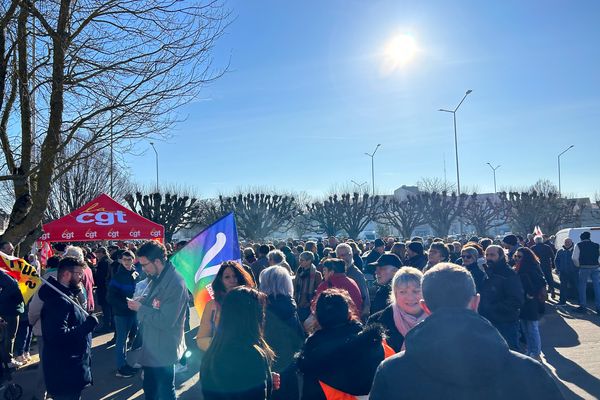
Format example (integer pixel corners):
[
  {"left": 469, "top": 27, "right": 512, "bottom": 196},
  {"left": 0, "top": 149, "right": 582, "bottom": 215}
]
[
  {"left": 513, "top": 247, "right": 547, "bottom": 360},
  {"left": 460, "top": 247, "right": 488, "bottom": 293}
]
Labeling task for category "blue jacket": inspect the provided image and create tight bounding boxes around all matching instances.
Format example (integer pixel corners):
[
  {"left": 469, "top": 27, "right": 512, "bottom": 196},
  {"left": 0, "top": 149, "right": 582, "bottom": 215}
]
[
  {"left": 39, "top": 277, "right": 96, "bottom": 396},
  {"left": 555, "top": 246, "right": 575, "bottom": 273}
]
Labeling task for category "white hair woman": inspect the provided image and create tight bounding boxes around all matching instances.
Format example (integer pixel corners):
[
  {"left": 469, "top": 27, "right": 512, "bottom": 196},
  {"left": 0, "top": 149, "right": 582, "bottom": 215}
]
[
  {"left": 260, "top": 266, "right": 305, "bottom": 400},
  {"left": 367, "top": 267, "right": 427, "bottom": 352}
]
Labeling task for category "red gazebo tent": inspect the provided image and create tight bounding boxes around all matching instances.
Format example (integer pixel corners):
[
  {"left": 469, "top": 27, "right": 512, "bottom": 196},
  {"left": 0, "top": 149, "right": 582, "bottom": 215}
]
[{"left": 40, "top": 193, "right": 164, "bottom": 242}]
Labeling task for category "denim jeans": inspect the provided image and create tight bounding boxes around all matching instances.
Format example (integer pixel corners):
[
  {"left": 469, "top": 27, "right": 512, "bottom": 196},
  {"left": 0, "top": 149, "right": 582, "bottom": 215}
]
[
  {"left": 143, "top": 365, "right": 176, "bottom": 400},
  {"left": 114, "top": 314, "right": 137, "bottom": 369},
  {"left": 14, "top": 319, "right": 32, "bottom": 357},
  {"left": 578, "top": 268, "right": 600, "bottom": 309},
  {"left": 520, "top": 319, "right": 541, "bottom": 357},
  {"left": 494, "top": 321, "right": 520, "bottom": 351}
]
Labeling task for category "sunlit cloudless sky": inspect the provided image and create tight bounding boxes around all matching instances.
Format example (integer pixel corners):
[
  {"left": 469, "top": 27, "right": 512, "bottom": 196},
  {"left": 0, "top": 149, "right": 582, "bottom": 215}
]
[{"left": 131, "top": 0, "right": 600, "bottom": 199}]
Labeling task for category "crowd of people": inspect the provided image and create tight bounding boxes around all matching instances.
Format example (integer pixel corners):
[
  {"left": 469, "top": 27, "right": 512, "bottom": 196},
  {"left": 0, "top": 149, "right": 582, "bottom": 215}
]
[{"left": 1, "top": 229, "right": 599, "bottom": 399}]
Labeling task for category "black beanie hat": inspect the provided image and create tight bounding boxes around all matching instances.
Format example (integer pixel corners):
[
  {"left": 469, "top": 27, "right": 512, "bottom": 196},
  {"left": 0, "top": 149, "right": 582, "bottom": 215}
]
[
  {"left": 407, "top": 241, "right": 424, "bottom": 255},
  {"left": 580, "top": 231, "right": 591, "bottom": 240},
  {"left": 503, "top": 234, "right": 518, "bottom": 247}
]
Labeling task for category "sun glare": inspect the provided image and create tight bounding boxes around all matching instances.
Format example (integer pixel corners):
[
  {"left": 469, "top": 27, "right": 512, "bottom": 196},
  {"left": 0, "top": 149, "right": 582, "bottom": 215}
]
[{"left": 381, "top": 33, "right": 418, "bottom": 73}]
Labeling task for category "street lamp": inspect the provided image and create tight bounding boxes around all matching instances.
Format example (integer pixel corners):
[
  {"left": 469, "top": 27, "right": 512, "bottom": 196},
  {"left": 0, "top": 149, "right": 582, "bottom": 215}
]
[
  {"left": 557, "top": 145, "right": 574, "bottom": 196},
  {"left": 364, "top": 144, "right": 381, "bottom": 196},
  {"left": 438, "top": 89, "right": 473, "bottom": 197},
  {"left": 149, "top": 142, "right": 159, "bottom": 192},
  {"left": 486, "top": 163, "right": 501, "bottom": 193},
  {"left": 351, "top": 180, "right": 368, "bottom": 193}
]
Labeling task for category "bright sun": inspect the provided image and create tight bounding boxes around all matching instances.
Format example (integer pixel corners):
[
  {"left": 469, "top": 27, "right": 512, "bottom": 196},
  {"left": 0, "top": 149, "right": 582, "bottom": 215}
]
[{"left": 382, "top": 33, "right": 418, "bottom": 73}]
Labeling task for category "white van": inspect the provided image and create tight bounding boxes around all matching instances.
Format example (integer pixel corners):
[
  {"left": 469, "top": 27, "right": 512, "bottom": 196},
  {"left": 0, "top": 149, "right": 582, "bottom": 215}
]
[{"left": 554, "top": 227, "right": 600, "bottom": 249}]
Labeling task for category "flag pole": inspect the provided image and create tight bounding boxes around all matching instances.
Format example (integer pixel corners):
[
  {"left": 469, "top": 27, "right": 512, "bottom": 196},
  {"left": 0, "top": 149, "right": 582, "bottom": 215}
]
[{"left": 39, "top": 276, "right": 89, "bottom": 316}]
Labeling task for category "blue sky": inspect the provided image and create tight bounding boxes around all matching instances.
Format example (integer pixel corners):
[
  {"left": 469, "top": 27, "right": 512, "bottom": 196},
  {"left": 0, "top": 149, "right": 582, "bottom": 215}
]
[{"left": 131, "top": 0, "right": 600, "bottom": 199}]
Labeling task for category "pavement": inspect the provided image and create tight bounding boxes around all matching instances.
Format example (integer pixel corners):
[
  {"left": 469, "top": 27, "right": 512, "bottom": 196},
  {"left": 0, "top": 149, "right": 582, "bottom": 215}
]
[{"left": 8, "top": 301, "right": 600, "bottom": 400}]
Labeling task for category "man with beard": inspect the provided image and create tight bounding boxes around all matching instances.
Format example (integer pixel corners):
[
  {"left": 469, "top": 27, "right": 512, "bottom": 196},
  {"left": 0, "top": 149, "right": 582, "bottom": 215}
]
[
  {"left": 369, "top": 254, "right": 402, "bottom": 314},
  {"left": 39, "top": 257, "right": 99, "bottom": 400},
  {"left": 479, "top": 245, "right": 524, "bottom": 351}
]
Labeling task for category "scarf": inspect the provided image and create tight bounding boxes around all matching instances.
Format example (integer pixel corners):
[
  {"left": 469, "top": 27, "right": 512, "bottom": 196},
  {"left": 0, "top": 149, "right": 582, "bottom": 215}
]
[{"left": 392, "top": 303, "right": 426, "bottom": 351}]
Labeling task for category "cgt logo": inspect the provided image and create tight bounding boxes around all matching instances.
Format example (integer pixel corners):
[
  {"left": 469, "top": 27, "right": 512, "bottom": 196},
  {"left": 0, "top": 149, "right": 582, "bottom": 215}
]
[
  {"left": 85, "top": 229, "right": 97, "bottom": 239},
  {"left": 40, "top": 232, "right": 50, "bottom": 241},
  {"left": 61, "top": 230, "right": 75, "bottom": 240},
  {"left": 129, "top": 229, "right": 141, "bottom": 238},
  {"left": 75, "top": 210, "right": 127, "bottom": 226},
  {"left": 150, "top": 229, "right": 162, "bottom": 238},
  {"left": 108, "top": 229, "right": 119, "bottom": 239}
]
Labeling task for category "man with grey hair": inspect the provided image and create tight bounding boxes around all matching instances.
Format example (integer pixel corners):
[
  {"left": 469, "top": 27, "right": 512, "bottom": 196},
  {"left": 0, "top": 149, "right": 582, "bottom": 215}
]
[
  {"left": 267, "top": 249, "right": 292, "bottom": 274},
  {"left": 336, "top": 243, "right": 371, "bottom": 320},
  {"left": 293, "top": 251, "right": 322, "bottom": 322},
  {"left": 370, "top": 263, "right": 564, "bottom": 400},
  {"left": 531, "top": 235, "right": 556, "bottom": 298}
]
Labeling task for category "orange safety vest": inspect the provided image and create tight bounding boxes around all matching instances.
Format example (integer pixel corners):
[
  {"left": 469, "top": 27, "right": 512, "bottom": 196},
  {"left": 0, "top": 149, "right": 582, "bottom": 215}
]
[{"left": 318, "top": 339, "right": 396, "bottom": 400}]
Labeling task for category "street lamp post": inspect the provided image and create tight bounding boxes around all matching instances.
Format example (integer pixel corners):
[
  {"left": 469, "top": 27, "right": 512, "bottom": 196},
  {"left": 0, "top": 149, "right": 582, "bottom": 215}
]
[
  {"left": 364, "top": 144, "right": 381, "bottom": 196},
  {"left": 149, "top": 142, "right": 159, "bottom": 192},
  {"left": 438, "top": 90, "right": 473, "bottom": 197},
  {"left": 351, "top": 180, "right": 368, "bottom": 193},
  {"left": 558, "top": 145, "right": 574, "bottom": 196},
  {"left": 486, "top": 163, "right": 501, "bottom": 193}
]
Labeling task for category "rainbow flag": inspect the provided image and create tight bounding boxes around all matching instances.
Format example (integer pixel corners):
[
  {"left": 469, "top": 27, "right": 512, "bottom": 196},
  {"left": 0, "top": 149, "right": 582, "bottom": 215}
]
[{"left": 170, "top": 213, "right": 241, "bottom": 320}]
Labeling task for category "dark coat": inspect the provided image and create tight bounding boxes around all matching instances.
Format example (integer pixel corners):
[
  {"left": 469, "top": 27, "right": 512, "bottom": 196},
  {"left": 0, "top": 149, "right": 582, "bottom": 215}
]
[
  {"left": 370, "top": 308, "right": 564, "bottom": 400},
  {"left": 555, "top": 247, "right": 575, "bottom": 274},
  {"left": 201, "top": 344, "right": 273, "bottom": 400},
  {"left": 531, "top": 243, "right": 555, "bottom": 271},
  {"left": 93, "top": 255, "right": 112, "bottom": 303},
  {"left": 517, "top": 262, "right": 547, "bottom": 321},
  {"left": 297, "top": 322, "right": 385, "bottom": 400},
  {"left": 464, "top": 262, "right": 488, "bottom": 294},
  {"left": 39, "top": 277, "right": 96, "bottom": 396},
  {"left": 264, "top": 295, "right": 304, "bottom": 400},
  {"left": 370, "top": 283, "right": 392, "bottom": 315},
  {"left": 106, "top": 265, "right": 139, "bottom": 316},
  {"left": 367, "top": 305, "right": 404, "bottom": 352},
  {"left": 406, "top": 254, "right": 428, "bottom": 271},
  {"left": 0, "top": 269, "right": 24, "bottom": 317},
  {"left": 479, "top": 261, "right": 524, "bottom": 324}
]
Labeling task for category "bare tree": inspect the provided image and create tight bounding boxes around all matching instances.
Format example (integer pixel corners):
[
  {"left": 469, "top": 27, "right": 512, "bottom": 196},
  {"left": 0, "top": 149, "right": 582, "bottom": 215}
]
[
  {"left": 124, "top": 191, "right": 203, "bottom": 242},
  {"left": 306, "top": 196, "right": 344, "bottom": 237},
  {"left": 419, "top": 191, "right": 468, "bottom": 237},
  {"left": 45, "top": 147, "right": 133, "bottom": 221},
  {"left": 310, "top": 193, "right": 382, "bottom": 240},
  {"left": 461, "top": 194, "right": 505, "bottom": 236},
  {"left": 416, "top": 177, "right": 457, "bottom": 194},
  {"left": 0, "top": 0, "right": 229, "bottom": 253},
  {"left": 380, "top": 195, "right": 426, "bottom": 240},
  {"left": 208, "top": 192, "right": 300, "bottom": 241}
]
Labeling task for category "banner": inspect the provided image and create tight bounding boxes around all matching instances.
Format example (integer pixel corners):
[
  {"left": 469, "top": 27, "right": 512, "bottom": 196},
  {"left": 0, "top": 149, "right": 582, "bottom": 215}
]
[
  {"left": 0, "top": 251, "right": 42, "bottom": 303},
  {"left": 170, "top": 213, "right": 241, "bottom": 320}
]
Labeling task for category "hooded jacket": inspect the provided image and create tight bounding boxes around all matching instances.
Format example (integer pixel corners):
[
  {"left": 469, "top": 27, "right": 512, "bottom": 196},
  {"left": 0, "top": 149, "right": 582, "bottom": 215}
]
[
  {"left": 106, "top": 264, "right": 139, "bottom": 316},
  {"left": 264, "top": 294, "right": 305, "bottom": 373},
  {"left": 370, "top": 308, "right": 564, "bottom": 400},
  {"left": 406, "top": 254, "right": 427, "bottom": 271},
  {"left": 297, "top": 321, "right": 385, "bottom": 400},
  {"left": 39, "top": 276, "right": 96, "bottom": 396}
]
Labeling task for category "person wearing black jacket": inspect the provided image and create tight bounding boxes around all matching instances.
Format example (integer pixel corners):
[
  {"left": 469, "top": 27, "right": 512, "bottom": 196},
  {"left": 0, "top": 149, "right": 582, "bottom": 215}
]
[
  {"left": 297, "top": 289, "right": 387, "bottom": 400},
  {"left": 531, "top": 236, "right": 557, "bottom": 298},
  {"left": 480, "top": 245, "right": 524, "bottom": 351},
  {"left": 460, "top": 246, "right": 488, "bottom": 293},
  {"left": 370, "top": 263, "right": 564, "bottom": 400},
  {"left": 260, "top": 266, "right": 305, "bottom": 400},
  {"left": 0, "top": 267, "right": 24, "bottom": 369},
  {"left": 405, "top": 242, "right": 427, "bottom": 271},
  {"left": 513, "top": 247, "right": 547, "bottom": 360},
  {"left": 39, "top": 257, "right": 98, "bottom": 400},
  {"left": 369, "top": 254, "right": 402, "bottom": 315},
  {"left": 107, "top": 250, "right": 139, "bottom": 377},
  {"left": 93, "top": 247, "right": 113, "bottom": 331}
]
